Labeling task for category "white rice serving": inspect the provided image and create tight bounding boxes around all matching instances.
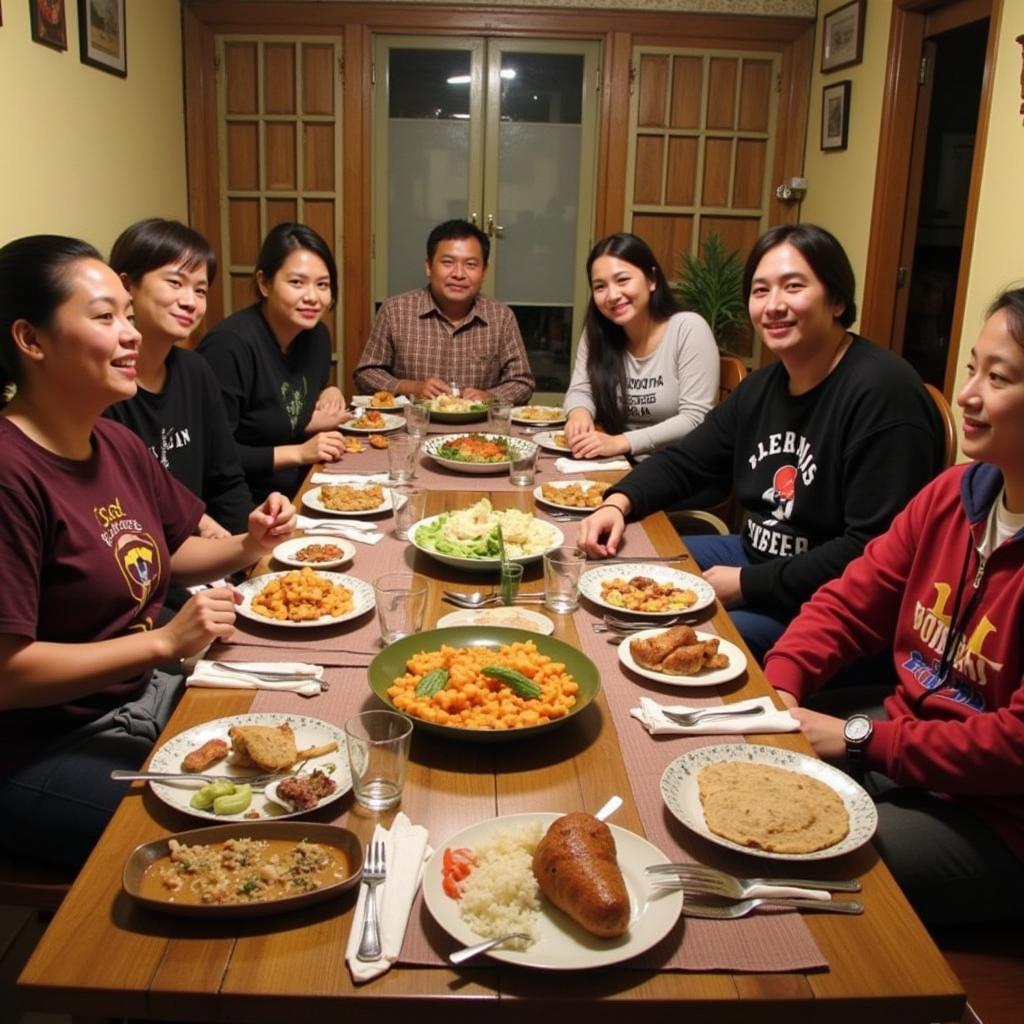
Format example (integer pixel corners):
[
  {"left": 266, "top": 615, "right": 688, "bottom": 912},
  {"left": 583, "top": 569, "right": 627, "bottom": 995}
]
[{"left": 457, "top": 822, "right": 544, "bottom": 949}]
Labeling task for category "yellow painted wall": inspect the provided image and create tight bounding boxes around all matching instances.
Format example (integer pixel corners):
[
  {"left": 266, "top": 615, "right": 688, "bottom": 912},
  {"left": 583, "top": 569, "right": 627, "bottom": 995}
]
[{"left": 0, "top": 0, "right": 186, "bottom": 257}]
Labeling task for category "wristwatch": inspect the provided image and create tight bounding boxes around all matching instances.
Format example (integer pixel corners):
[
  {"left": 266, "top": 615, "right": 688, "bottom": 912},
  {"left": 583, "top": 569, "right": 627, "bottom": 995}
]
[{"left": 843, "top": 714, "right": 874, "bottom": 781}]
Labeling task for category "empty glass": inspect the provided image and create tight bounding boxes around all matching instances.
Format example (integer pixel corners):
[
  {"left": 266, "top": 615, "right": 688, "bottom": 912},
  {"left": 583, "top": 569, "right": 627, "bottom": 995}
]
[
  {"left": 487, "top": 400, "right": 513, "bottom": 435},
  {"left": 500, "top": 561, "right": 524, "bottom": 605},
  {"left": 509, "top": 443, "right": 538, "bottom": 486},
  {"left": 404, "top": 402, "right": 429, "bottom": 439},
  {"left": 388, "top": 434, "right": 419, "bottom": 481},
  {"left": 374, "top": 572, "right": 427, "bottom": 644},
  {"left": 390, "top": 484, "right": 427, "bottom": 540},
  {"left": 543, "top": 546, "right": 586, "bottom": 613},
  {"left": 345, "top": 710, "right": 413, "bottom": 811}
]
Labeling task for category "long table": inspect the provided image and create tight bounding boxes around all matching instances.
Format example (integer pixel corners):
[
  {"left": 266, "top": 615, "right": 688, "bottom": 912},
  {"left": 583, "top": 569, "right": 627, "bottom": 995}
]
[{"left": 17, "top": 479, "right": 965, "bottom": 1023}]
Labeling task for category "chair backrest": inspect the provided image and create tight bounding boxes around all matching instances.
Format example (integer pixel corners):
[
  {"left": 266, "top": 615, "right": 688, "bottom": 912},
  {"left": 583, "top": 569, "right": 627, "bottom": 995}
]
[
  {"left": 925, "top": 383, "right": 957, "bottom": 470},
  {"left": 718, "top": 354, "right": 747, "bottom": 404},
  {"left": 0, "top": 854, "right": 72, "bottom": 912}
]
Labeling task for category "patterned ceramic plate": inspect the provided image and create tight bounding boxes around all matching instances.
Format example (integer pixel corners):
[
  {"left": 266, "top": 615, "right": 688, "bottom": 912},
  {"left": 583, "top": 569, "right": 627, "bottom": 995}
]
[
  {"left": 579, "top": 564, "right": 715, "bottom": 617},
  {"left": 235, "top": 570, "right": 375, "bottom": 628}
]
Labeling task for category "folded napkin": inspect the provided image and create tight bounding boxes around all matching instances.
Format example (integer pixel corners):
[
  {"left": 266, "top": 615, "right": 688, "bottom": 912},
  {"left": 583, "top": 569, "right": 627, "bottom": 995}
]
[
  {"left": 187, "top": 660, "right": 324, "bottom": 697},
  {"left": 630, "top": 696, "right": 799, "bottom": 736},
  {"left": 310, "top": 471, "right": 391, "bottom": 484},
  {"left": 555, "top": 456, "right": 631, "bottom": 474},
  {"left": 295, "top": 516, "right": 384, "bottom": 544},
  {"left": 346, "top": 813, "right": 432, "bottom": 983}
]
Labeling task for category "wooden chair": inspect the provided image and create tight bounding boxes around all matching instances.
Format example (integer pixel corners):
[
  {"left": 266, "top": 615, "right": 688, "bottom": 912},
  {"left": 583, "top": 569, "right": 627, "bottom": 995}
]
[
  {"left": 0, "top": 854, "right": 72, "bottom": 913},
  {"left": 925, "top": 382, "right": 958, "bottom": 469},
  {"left": 669, "top": 353, "right": 749, "bottom": 537}
]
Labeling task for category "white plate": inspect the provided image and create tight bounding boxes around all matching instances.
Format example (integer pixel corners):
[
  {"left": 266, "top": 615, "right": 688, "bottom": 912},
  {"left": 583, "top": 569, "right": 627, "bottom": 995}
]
[
  {"left": 618, "top": 629, "right": 747, "bottom": 687},
  {"left": 533, "top": 480, "right": 609, "bottom": 513},
  {"left": 410, "top": 512, "right": 564, "bottom": 572},
  {"left": 422, "top": 812, "right": 682, "bottom": 970},
  {"left": 423, "top": 433, "right": 537, "bottom": 475},
  {"left": 235, "top": 570, "right": 375, "bottom": 628},
  {"left": 533, "top": 429, "right": 571, "bottom": 454},
  {"left": 302, "top": 484, "right": 393, "bottom": 517},
  {"left": 272, "top": 535, "right": 356, "bottom": 570},
  {"left": 343, "top": 412, "right": 406, "bottom": 433},
  {"left": 511, "top": 406, "right": 566, "bottom": 426},
  {"left": 351, "top": 394, "right": 409, "bottom": 408},
  {"left": 436, "top": 608, "right": 555, "bottom": 635},
  {"left": 147, "top": 713, "right": 352, "bottom": 822},
  {"left": 660, "top": 743, "right": 878, "bottom": 861},
  {"left": 579, "top": 564, "right": 716, "bottom": 617}
]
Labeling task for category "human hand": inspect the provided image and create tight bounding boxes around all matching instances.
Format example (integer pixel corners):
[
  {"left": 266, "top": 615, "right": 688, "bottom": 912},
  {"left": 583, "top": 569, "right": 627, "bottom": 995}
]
[
  {"left": 564, "top": 409, "right": 594, "bottom": 443},
  {"left": 702, "top": 565, "right": 744, "bottom": 608},
  {"left": 463, "top": 387, "right": 490, "bottom": 401},
  {"left": 160, "top": 586, "right": 240, "bottom": 659},
  {"left": 789, "top": 707, "right": 846, "bottom": 759},
  {"left": 315, "top": 386, "right": 344, "bottom": 415},
  {"left": 569, "top": 431, "right": 629, "bottom": 460},
  {"left": 197, "top": 513, "right": 230, "bottom": 540},
  {"left": 418, "top": 377, "right": 451, "bottom": 399},
  {"left": 246, "top": 492, "right": 296, "bottom": 549},
  {"left": 577, "top": 500, "right": 630, "bottom": 557},
  {"left": 299, "top": 430, "right": 346, "bottom": 464}
]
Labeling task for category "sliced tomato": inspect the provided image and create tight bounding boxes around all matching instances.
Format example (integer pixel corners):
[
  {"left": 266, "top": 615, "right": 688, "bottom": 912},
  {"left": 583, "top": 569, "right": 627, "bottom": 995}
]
[{"left": 442, "top": 875, "right": 462, "bottom": 900}]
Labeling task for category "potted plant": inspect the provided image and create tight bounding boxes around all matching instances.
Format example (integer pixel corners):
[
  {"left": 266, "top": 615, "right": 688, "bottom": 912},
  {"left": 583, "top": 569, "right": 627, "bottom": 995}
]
[{"left": 673, "top": 233, "right": 748, "bottom": 355}]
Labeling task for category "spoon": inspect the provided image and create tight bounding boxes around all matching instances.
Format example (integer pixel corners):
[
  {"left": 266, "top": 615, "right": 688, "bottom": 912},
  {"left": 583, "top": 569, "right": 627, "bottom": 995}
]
[{"left": 443, "top": 591, "right": 546, "bottom": 608}]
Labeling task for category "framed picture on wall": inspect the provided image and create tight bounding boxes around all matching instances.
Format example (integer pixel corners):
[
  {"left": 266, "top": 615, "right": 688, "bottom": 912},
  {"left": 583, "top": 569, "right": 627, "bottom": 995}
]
[
  {"left": 821, "top": 80, "right": 852, "bottom": 151},
  {"left": 821, "top": 0, "right": 866, "bottom": 73},
  {"left": 29, "top": 0, "right": 67, "bottom": 51},
  {"left": 77, "top": 0, "right": 126, "bottom": 77}
]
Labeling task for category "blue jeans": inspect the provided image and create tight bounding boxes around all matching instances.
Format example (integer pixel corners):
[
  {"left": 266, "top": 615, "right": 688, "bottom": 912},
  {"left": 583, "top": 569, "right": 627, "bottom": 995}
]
[
  {"left": 0, "top": 669, "right": 184, "bottom": 870},
  {"left": 683, "top": 533, "right": 789, "bottom": 664}
]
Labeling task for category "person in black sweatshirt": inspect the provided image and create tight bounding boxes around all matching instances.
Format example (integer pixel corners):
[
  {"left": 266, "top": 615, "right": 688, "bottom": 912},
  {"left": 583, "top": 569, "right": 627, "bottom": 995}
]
[
  {"left": 198, "top": 223, "right": 351, "bottom": 503},
  {"left": 105, "top": 219, "right": 252, "bottom": 535},
  {"left": 578, "top": 224, "right": 943, "bottom": 662}
]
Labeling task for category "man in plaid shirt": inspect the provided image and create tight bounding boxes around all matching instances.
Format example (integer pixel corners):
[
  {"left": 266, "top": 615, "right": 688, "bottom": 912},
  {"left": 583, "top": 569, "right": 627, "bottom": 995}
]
[{"left": 354, "top": 219, "right": 534, "bottom": 403}]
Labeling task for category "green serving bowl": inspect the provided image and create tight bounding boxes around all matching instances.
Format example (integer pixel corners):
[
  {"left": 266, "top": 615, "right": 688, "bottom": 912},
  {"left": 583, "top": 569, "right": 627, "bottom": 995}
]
[{"left": 367, "top": 626, "right": 600, "bottom": 743}]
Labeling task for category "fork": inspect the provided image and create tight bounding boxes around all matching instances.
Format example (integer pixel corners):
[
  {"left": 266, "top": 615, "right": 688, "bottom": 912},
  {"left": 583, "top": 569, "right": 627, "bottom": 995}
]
[
  {"left": 356, "top": 840, "right": 387, "bottom": 962},
  {"left": 678, "top": 896, "right": 864, "bottom": 919},
  {"left": 210, "top": 662, "right": 327, "bottom": 687},
  {"left": 592, "top": 615, "right": 688, "bottom": 633},
  {"left": 110, "top": 769, "right": 289, "bottom": 788},
  {"left": 646, "top": 863, "right": 861, "bottom": 896},
  {"left": 660, "top": 705, "right": 766, "bottom": 728}
]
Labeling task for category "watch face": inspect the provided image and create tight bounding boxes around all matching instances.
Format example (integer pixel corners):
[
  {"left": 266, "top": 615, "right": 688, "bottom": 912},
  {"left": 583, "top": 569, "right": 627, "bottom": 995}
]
[{"left": 845, "top": 715, "right": 872, "bottom": 743}]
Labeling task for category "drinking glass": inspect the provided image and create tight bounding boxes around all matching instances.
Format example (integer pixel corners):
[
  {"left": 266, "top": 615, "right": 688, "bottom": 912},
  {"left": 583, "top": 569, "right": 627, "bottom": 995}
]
[
  {"left": 500, "top": 561, "right": 524, "bottom": 605},
  {"left": 387, "top": 434, "right": 419, "bottom": 482},
  {"left": 404, "top": 402, "right": 429, "bottom": 439},
  {"left": 543, "top": 547, "right": 586, "bottom": 613},
  {"left": 373, "top": 572, "right": 427, "bottom": 644},
  {"left": 509, "top": 443, "right": 538, "bottom": 486},
  {"left": 344, "top": 710, "right": 413, "bottom": 811},
  {"left": 390, "top": 484, "right": 427, "bottom": 541},
  {"left": 487, "top": 399, "right": 513, "bottom": 435}
]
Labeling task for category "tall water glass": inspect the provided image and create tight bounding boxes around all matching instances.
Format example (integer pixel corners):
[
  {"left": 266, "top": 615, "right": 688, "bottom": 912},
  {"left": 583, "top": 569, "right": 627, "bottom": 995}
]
[
  {"left": 344, "top": 710, "right": 413, "bottom": 811},
  {"left": 390, "top": 484, "right": 427, "bottom": 541},
  {"left": 388, "top": 434, "right": 419, "bottom": 481},
  {"left": 374, "top": 572, "right": 427, "bottom": 643},
  {"left": 543, "top": 547, "right": 586, "bottom": 613},
  {"left": 487, "top": 399, "right": 513, "bottom": 435},
  {"left": 509, "top": 443, "right": 538, "bottom": 486},
  {"left": 405, "top": 402, "right": 429, "bottom": 439}
]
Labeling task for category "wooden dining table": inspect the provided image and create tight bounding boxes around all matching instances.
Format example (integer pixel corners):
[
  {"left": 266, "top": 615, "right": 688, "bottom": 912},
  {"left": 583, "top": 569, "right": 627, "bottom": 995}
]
[{"left": 16, "top": 464, "right": 966, "bottom": 1024}]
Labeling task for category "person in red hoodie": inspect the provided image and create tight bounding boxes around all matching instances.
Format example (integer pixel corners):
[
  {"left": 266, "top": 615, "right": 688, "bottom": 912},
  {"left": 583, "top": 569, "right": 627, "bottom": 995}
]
[{"left": 765, "top": 288, "right": 1024, "bottom": 925}]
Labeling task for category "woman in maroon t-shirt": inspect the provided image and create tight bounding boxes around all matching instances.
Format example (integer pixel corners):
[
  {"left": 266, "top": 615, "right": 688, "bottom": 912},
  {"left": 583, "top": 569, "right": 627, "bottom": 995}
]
[{"left": 0, "top": 235, "right": 296, "bottom": 869}]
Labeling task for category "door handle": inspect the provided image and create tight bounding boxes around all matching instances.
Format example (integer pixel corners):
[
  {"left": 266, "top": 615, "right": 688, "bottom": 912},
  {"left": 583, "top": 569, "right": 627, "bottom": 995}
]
[
  {"left": 470, "top": 212, "right": 478, "bottom": 226},
  {"left": 486, "top": 214, "right": 504, "bottom": 238}
]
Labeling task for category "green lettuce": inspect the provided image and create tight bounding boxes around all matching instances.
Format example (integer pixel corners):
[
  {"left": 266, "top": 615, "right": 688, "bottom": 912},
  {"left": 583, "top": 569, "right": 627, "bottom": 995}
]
[{"left": 414, "top": 515, "right": 500, "bottom": 559}]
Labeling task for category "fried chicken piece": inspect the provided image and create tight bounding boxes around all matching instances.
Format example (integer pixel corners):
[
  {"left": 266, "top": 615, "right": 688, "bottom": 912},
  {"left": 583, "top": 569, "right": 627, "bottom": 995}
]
[
  {"left": 660, "top": 643, "right": 707, "bottom": 675},
  {"left": 629, "top": 625, "right": 698, "bottom": 669},
  {"left": 228, "top": 724, "right": 297, "bottom": 772},
  {"left": 182, "top": 738, "right": 228, "bottom": 773},
  {"left": 368, "top": 433, "right": 389, "bottom": 449}
]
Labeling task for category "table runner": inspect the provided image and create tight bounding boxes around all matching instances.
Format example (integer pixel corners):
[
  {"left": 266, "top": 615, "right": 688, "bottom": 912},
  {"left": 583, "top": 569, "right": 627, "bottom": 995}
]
[{"left": 235, "top": 514, "right": 825, "bottom": 972}]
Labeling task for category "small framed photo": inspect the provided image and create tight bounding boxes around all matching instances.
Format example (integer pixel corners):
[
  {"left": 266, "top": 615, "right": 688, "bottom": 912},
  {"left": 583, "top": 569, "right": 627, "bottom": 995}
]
[
  {"left": 77, "top": 0, "right": 126, "bottom": 77},
  {"left": 29, "top": 0, "right": 67, "bottom": 51},
  {"left": 821, "top": 0, "right": 866, "bottom": 74},
  {"left": 821, "top": 80, "right": 851, "bottom": 151}
]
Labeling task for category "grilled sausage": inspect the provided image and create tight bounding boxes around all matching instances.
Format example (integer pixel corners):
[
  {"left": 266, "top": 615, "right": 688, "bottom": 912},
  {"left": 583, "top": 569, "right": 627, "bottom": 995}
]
[
  {"left": 181, "top": 738, "right": 228, "bottom": 773},
  {"left": 532, "top": 812, "right": 630, "bottom": 937}
]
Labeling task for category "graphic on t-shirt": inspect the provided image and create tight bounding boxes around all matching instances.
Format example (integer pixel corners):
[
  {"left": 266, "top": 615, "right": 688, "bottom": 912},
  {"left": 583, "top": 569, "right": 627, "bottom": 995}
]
[
  {"left": 761, "top": 464, "right": 797, "bottom": 524},
  {"left": 114, "top": 531, "right": 162, "bottom": 607},
  {"left": 281, "top": 378, "right": 309, "bottom": 431},
  {"left": 627, "top": 373, "right": 664, "bottom": 421},
  {"left": 151, "top": 426, "right": 192, "bottom": 469}
]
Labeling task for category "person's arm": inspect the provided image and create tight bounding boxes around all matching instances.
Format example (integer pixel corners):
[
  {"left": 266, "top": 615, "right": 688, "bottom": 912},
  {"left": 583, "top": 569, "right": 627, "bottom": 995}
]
[
  {"left": 488, "top": 309, "right": 535, "bottom": 404},
  {"left": 353, "top": 304, "right": 402, "bottom": 395},
  {"left": 624, "top": 315, "right": 720, "bottom": 456}
]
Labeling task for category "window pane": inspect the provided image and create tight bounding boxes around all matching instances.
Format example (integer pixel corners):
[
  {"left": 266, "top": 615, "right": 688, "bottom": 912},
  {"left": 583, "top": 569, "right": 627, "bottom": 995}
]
[
  {"left": 390, "top": 50, "right": 472, "bottom": 120},
  {"left": 499, "top": 54, "right": 583, "bottom": 124}
]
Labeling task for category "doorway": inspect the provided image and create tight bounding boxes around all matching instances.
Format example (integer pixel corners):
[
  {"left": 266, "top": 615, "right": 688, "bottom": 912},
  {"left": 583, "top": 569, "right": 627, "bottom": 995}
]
[{"left": 372, "top": 35, "right": 601, "bottom": 396}]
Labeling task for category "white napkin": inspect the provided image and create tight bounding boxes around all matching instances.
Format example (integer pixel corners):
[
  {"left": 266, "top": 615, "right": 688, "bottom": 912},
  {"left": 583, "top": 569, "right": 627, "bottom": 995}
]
[
  {"left": 310, "top": 472, "right": 391, "bottom": 484},
  {"left": 187, "top": 660, "right": 324, "bottom": 697},
  {"left": 345, "top": 813, "right": 432, "bottom": 983},
  {"left": 555, "top": 456, "right": 631, "bottom": 474},
  {"left": 630, "top": 696, "right": 799, "bottom": 736},
  {"left": 295, "top": 517, "right": 384, "bottom": 544}
]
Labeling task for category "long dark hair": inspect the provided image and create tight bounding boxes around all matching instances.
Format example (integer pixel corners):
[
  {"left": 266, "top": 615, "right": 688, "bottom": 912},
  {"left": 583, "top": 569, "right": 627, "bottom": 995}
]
[
  {"left": 110, "top": 218, "right": 217, "bottom": 286},
  {"left": 0, "top": 235, "right": 102, "bottom": 405},
  {"left": 255, "top": 222, "right": 337, "bottom": 305},
  {"left": 742, "top": 223, "right": 857, "bottom": 328},
  {"left": 583, "top": 233, "right": 681, "bottom": 434}
]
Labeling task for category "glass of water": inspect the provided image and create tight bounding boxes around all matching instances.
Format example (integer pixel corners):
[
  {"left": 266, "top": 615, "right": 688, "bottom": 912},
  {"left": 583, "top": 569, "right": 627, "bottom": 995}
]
[
  {"left": 388, "top": 434, "right": 419, "bottom": 481},
  {"left": 390, "top": 484, "right": 427, "bottom": 540},
  {"left": 487, "top": 399, "right": 513, "bottom": 435},
  {"left": 345, "top": 710, "right": 413, "bottom": 811},
  {"left": 373, "top": 572, "right": 427, "bottom": 644},
  {"left": 543, "top": 547, "right": 586, "bottom": 613},
  {"left": 405, "top": 401, "right": 429, "bottom": 439},
  {"left": 509, "top": 443, "right": 538, "bottom": 486}
]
